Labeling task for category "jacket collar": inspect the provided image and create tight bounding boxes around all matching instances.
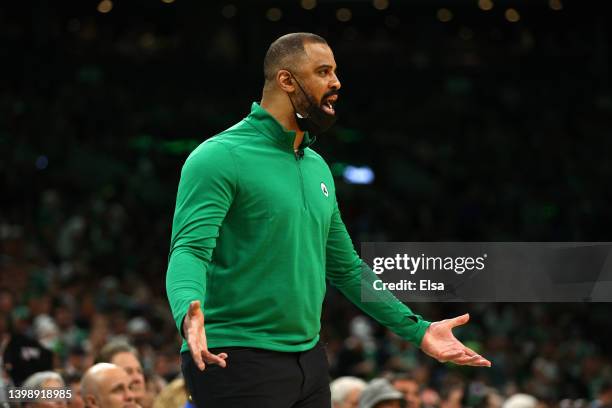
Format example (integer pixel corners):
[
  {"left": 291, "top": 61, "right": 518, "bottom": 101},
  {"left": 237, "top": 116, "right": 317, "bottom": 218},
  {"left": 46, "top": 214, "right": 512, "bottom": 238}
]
[{"left": 245, "top": 102, "right": 316, "bottom": 152}]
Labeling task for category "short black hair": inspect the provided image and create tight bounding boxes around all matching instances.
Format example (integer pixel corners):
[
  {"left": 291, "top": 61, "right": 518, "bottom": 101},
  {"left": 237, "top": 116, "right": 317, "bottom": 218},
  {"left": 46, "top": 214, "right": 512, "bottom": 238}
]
[
  {"left": 263, "top": 32, "right": 328, "bottom": 82},
  {"left": 61, "top": 372, "right": 82, "bottom": 386}
]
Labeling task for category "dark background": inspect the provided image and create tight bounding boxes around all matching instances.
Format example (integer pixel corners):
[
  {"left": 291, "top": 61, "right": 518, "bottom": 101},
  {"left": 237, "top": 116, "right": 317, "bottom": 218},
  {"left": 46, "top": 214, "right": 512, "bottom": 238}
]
[{"left": 1, "top": 0, "right": 611, "bottom": 404}]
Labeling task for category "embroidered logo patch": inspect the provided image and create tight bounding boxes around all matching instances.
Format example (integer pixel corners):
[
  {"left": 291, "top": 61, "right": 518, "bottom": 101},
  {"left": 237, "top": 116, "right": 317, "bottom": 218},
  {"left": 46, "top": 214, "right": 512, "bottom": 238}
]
[{"left": 320, "top": 182, "right": 329, "bottom": 197}]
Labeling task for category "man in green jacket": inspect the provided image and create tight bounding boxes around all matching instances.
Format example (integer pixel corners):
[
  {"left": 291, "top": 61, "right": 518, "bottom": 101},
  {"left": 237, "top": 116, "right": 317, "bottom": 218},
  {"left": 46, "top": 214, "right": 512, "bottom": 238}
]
[{"left": 166, "top": 32, "right": 490, "bottom": 408}]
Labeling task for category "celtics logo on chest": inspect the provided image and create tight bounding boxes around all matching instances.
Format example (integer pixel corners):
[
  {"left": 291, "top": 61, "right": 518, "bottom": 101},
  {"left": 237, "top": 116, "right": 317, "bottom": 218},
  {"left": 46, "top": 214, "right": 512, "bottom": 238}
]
[{"left": 320, "top": 182, "right": 329, "bottom": 197}]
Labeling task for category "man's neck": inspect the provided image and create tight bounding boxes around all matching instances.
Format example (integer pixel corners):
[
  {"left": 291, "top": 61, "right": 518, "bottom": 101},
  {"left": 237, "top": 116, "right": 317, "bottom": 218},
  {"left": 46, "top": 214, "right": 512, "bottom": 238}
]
[{"left": 260, "top": 94, "right": 304, "bottom": 150}]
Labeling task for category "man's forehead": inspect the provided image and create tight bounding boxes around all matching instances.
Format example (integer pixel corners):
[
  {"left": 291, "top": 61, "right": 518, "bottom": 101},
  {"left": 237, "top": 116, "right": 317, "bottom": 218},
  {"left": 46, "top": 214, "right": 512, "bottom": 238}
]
[
  {"left": 112, "top": 351, "right": 139, "bottom": 365},
  {"left": 303, "top": 42, "right": 336, "bottom": 67},
  {"left": 395, "top": 379, "right": 418, "bottom": 387},
  {"left": 100, "top": 368, "right": 129, "bottom": 388}
]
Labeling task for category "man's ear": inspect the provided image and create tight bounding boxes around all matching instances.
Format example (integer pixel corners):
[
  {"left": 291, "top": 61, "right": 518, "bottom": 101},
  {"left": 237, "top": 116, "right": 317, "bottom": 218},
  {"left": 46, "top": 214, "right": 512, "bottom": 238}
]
[
  {"left": 84, "top": 394, "right": 99, "bottom": 408},
  {"left": 276, "top": 70, "right": 295, "bottom": 93}
]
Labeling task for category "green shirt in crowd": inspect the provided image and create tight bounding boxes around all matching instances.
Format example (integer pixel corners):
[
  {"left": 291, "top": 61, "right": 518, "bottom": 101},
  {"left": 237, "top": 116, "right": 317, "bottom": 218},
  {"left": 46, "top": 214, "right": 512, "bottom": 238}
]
[{"left": 166, "top": 102, "right": 431, "bottom": 354}]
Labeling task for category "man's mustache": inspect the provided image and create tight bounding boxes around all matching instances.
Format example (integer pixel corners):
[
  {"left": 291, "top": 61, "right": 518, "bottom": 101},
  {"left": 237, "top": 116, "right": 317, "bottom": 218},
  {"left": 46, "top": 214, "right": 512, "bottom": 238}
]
[{"left": 320, "top": 90, "right": 340, "bottom": 103}]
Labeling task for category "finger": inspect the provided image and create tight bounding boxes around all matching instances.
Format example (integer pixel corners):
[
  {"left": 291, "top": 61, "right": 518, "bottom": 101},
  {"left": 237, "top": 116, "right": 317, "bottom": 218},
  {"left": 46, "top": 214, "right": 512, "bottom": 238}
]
[
  {"left": 451, "top": 352, "right": 491, "bottom": 367},
  {"left": 448, "top": 313, "right": 470, "bottom": 328},
  {"left": 204, "top": 352, "right": 227, "bottom": 368},
  {"left": 461, "top": 346, "right": 491, "bottom": 367},
  {"left": 465, "top": 357, "right": 492, "bottom": 367},
  {"left": 452, "top": 353, "right": 482, "bottom": 365},
  {"left": 203, "top": 350, "right": 228, "bottom": 368},
  {"left": 193, "top": 328, "right": 210, "bottom": 371},
  {"left": 440, "top": 348, "right": 464, "bottom": 361},
  {"left": 188, "top": 340, "right": 205, "bottom": 371},
  {"left": 462, "top": 346, "right": 478, "bottom": 357}
]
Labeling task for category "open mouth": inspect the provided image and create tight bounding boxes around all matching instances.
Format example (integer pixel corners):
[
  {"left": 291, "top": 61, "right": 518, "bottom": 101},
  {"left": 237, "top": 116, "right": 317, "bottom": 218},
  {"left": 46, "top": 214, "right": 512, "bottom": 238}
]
[{"left": 321, "top": 94, "right": 338, "bottom": 115}]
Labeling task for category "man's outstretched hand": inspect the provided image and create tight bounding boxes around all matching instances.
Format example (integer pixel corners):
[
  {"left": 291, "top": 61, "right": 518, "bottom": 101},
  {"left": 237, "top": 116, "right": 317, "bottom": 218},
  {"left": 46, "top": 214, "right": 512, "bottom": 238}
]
[
  {"left": 420, "top": 313, "right": 491, "bottom": 367},
  {"left": 183, "top": 300, "right": 228, "bottom": 371}
]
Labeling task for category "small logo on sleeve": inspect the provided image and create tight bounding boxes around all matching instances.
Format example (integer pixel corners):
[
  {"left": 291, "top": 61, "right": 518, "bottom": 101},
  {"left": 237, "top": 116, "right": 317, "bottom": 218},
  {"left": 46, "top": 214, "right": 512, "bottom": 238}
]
[{"left": 320, "top": 182, "right": 329, "bottom": 197}]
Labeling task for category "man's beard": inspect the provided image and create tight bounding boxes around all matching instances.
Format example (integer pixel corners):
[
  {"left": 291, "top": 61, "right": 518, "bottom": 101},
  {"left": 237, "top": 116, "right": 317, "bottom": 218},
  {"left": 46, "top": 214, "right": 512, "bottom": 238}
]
[{"left": 288, "top": 74, "right": 338, "bottom": 136}]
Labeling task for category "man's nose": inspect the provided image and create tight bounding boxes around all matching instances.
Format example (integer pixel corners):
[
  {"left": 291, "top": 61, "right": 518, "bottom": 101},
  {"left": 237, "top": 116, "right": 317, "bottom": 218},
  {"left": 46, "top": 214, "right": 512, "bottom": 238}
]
[
  {"left": 330, "top": 73, "right": 341, "bottom": 90},
  {"left": 125, "top": 388, "right": 135, "bottom": 401}
]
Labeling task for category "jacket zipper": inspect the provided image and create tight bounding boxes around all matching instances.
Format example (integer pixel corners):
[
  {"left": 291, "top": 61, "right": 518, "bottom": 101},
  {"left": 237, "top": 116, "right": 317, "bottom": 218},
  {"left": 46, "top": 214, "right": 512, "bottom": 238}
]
[{"left": 295, "top": 151, "right": 307, "bottom": 210}]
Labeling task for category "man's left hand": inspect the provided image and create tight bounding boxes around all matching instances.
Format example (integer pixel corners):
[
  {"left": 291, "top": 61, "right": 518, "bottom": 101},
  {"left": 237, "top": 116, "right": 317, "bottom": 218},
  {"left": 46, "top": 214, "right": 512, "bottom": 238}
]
[{"left": 420, "top": 313, "right": 491, "bottom": 367}]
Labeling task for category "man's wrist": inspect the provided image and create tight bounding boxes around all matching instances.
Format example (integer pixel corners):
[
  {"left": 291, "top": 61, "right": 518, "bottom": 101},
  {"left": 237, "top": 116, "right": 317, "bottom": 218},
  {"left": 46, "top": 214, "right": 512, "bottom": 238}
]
[
  {"left": 415, "top": 320, "right": 432, "bottom": 348},
  {"left": 399, "top": 318, "right": 431, "bottom": 347}
]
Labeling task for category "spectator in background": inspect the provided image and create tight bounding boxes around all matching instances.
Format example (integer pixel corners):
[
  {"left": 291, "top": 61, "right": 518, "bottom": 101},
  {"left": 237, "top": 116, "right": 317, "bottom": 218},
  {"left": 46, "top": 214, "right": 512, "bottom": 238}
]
[
  {"left": 144, "top": 373, "right": 166, "bottom": 408},
  {"left": 360, "top": 378, "right": 406, "bottom": 408},
  {"left": 502, "top": 394, "right": 538, "bottom": 408},
  {"left": 331, "top": 376, "right": 367, "bottom": 408},
  {"left": 152, "top": 377, "right": 188, "bottom": 408},
  {"left": 481, "top": 389, "right": 503, "bottom": 408},
  {"left": 593, "top": 382, "right": 612, "bottom": 408},
  {"left": 421, "top": 388, "right": 441, "bottom": 408},
  {"left": 80, "top": 363, "right": 137, "bottom": 408},
  {"left": 96, "top": 341, "right": 148, "bottom": 407},
  {"left": 62, "top": 373, "right": 85, "bottom": 408},
  {"left": 64, "top": 346, "right": 92, "bottom": 378},
  {"left": 391, "top": 374, "right": 422, "bottom": 408},
  {"left": 439, "top": 385, "right": 464, "bottom": 408},
  {"left": 22, "top": 371, "right": 67, "bottom": 408},
  {"left": 1, "top": 312, "right": 54, "bottom": 386}
]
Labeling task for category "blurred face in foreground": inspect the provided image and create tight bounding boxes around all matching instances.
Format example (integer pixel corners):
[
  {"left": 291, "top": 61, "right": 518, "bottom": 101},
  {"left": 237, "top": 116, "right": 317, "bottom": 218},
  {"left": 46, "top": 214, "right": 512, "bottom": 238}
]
[
  {"left": 110, "top": 352, "right": 145, "bottom": 403},
  {"left": 374, "top": 400, "right": 403, "bottom": 408},
  {"left": 393, "top": 379, "right": 421, "bottom": 408},
  {"left": 84, "top": 366, "right": 137, "bottom": 408},
  {"left": 335, "top": 388, "right": 361, "bottom": 408},
  {"left": 26, "top": 378, "right": 67, "bottom": 408},
  {"left": 67, "top": 380, "right": 84, "bottom": 408}
]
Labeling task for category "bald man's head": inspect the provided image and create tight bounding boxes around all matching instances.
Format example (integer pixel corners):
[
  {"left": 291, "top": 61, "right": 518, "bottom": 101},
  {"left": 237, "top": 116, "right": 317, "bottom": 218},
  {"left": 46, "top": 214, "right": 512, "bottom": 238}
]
[{"left": 81, "top": 363, "right": 137, "bottom": 408}]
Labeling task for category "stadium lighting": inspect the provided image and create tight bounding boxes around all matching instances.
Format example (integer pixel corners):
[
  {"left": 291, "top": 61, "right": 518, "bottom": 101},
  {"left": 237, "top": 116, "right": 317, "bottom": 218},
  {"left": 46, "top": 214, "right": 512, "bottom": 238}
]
[
  {"left": 437, "top": 8, "right": 453, "bottom": 23},
  {"left": 336, "top": 8, "right": 352, "bottom": 22},
  {"left": 549, "top": 0, "right": 563, "bottom": 11},
  {"left": 373, "top": 0, "right": 389, "bottom": 11},
  {"left": 35, "top": 156, "right": 49, "bottom": 170},
  {"left": 343, "top": 166, "right": 375, "bottom": 185},
  {"left": 97, "top": 0, "right": 113, "bottom": 14},
  {"left": 505, "top": 8, "right": 520, "bottom": 22},
  {"left": 478, "top": 0, "right": 493, "bottom": 11},
  {"left": 301, "top": 0, "right": 316, "bottom": 10},
  {"left": 266, "top": 8, "right": 282, "bottom": 22}
]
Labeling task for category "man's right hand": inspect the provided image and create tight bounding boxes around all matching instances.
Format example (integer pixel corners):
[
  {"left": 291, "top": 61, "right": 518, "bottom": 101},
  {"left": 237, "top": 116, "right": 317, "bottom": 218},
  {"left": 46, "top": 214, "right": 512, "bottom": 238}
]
[{"left": 183, "top": 300, "right": 228, "bottom": 371}]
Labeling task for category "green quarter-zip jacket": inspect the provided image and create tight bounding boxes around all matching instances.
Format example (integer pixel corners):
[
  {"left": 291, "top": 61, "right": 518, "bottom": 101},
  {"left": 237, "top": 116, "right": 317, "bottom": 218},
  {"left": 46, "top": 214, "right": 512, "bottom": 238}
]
[{"left": 166, "top": 102, "right": 430, "bottom": 353}]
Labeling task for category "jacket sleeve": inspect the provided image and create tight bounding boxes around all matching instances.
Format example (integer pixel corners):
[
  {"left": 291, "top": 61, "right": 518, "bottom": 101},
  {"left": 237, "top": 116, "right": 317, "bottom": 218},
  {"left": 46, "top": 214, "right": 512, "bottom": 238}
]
[
  {"left": 166, "top": 140, "right": 237, "bottom": 338},
  {"left": 325, "top": 199, "right": 431, "bottom": 346}
]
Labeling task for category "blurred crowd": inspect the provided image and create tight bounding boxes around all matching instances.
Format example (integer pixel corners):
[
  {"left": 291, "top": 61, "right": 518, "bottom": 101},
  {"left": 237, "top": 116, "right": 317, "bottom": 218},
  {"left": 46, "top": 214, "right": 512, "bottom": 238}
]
[{"left": 2, "top": 0, "right": 612, "bottom": 406}]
